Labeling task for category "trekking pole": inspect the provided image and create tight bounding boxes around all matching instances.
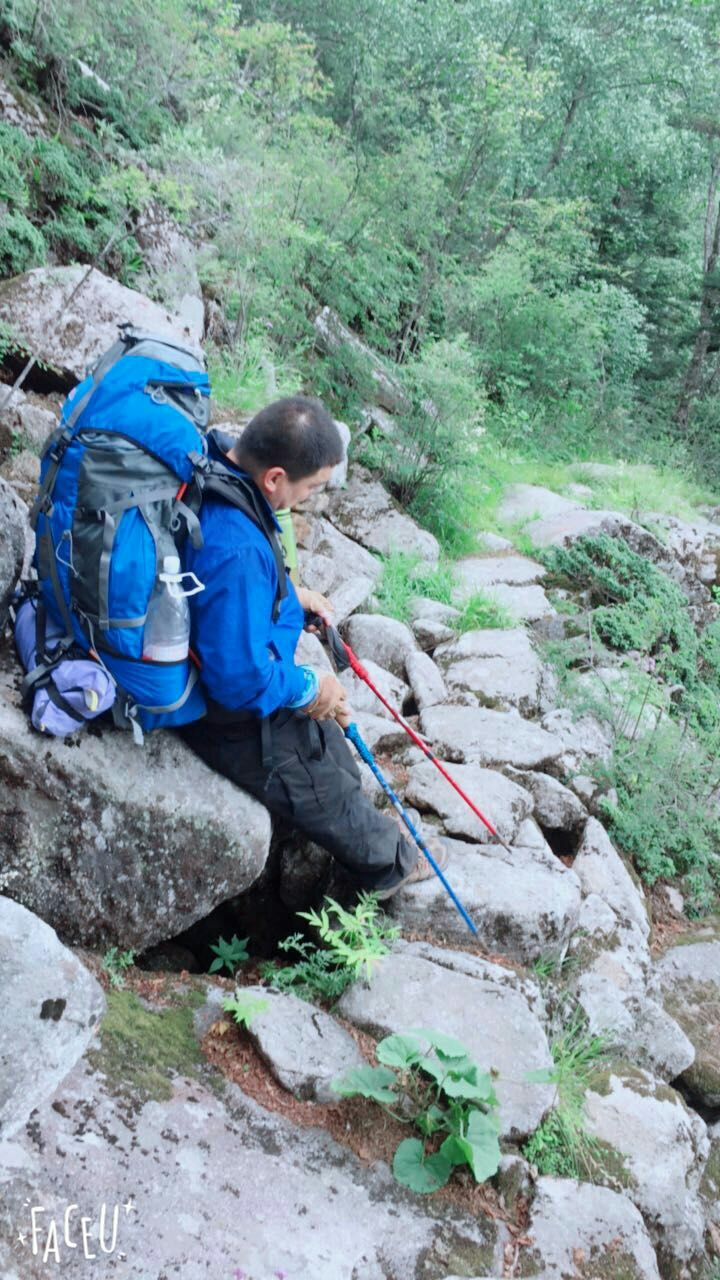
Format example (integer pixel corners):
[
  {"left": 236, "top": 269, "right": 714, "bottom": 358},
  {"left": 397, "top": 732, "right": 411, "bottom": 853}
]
[
  {"left": 308, "top": 612, "right": 513, "bottom": 855},
  {"left": 338, "top": 712, "right": 478, "bottom": 936}
]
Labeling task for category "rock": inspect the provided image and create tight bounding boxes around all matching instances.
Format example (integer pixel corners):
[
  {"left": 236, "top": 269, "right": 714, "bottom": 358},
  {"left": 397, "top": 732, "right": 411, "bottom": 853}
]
[
  {"left": 314, "top": 306, "right": 410, "bottom": 413},
  {"left": 404, "top": 650, "right": 448, "bottom": 710},
  {"left": 0, "top": 387, "right": 58, "bottom": 452},
  {"left": 475, "top": 530, "right": 514, "bottom": 552},
  {"left": 344, "top": 613, "right": 418, "bottom": 679},
  {"left": 279, "top": 839, "right": 334, "bottom": 909},
  {"left": 656, "top": 941, "right": 720, "bottom": 1108},
  {"left": 132, "top": 199, "right": 202, "bottom": 314},
  {"left": 0, "top": 267, "right": 203, "bottom": 384},
  {"left": 388, "top": 837, "right": 582, "bottom": 964},
  {"left": 434, "top": 628, "right": 542, "bottom": 714},
  {"left": 351, "top": 711, "right": 407, "bottom": 754},
  {"left": 337, "top": 941, "right": 555, "bottom": 1139},
  {"left": 508, "top": 770, "right": 587, "bottom": 835},
  {"left": 497, "top": 484, "right": 583, "bottom": 526},
  {"left": 0, "top": 73, "right": 49, "bottom": 137},
  {"left": 565, "top": 482, "right": 594, "bottom": 500},
  {"left": 327, "top": 418, "right": 351, "bottom": 489},
  {"left": 573, "top": 965, "right": 695, "bottom": 1082},
  {"left": 409, "top": 597, "right": 460, "bottom": 648},
  {"left": 299, "top": 516, "right": 382, "bottom": 625},
  {"left": 0, "top": 1045, "right": 499, "bottom": 1280},
  {"left": 584, "top": 1065, "right": 709, "bottom": 1274},
  {"left": 517, "top": 1175, "right": 661, "bottom": 1280},
  {"left": 468, "top": 582, "right": 556, "bottom": 622},
  {"left": 0, "top": 898, "right": 105, "bottom": 1140},
  {"left": 324, "top": 465, "right": 440, "bottom": 563},
  {"left": 404, "top": 759, "right": 533, "bottom": 844},
  {"left": 453, "top": 554, "right": 547, "bottom": 594},
  {"left": 294, "top": 628, "right": 335, "bottom": 675},
  {"left": 0, "top": 660, "right": 271, "bottom": 951},
  {"left": 2, "top": 447, "right": 39, "bottom": 499},
  {"left": 238, "top": 985, "right": 366, "bottom": 1102},
  {"left": 339, "top": 658, "right": 409, "bottom": 720},
  {"left": 641, "top": 511, "right": 720, "bottom": 584},
  {"left": 540, "top": 707, "right": 614, "bottom": 768},
  {"left": 0, "top": 476, "right": 31, "bottom": 623},
  {"left": 419, "top": 705, "right": 564, "bottom": 770},
  {"left": 573, "top": 819, "right": 649, "bottom": 940}
]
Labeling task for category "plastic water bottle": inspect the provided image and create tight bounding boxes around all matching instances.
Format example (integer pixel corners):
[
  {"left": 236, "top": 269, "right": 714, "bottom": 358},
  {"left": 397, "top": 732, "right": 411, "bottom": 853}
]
[{"left": 143, "top": 555, "right": 204, "bottom": 662}]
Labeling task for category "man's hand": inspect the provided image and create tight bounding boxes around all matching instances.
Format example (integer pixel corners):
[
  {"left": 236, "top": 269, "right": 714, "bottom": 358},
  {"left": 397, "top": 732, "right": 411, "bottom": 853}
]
[
  {"left": 304, "top": 673, "right": 347, "bottom": 720},
  {"left": 297, "top": 587, "right": 333, "bottom": 628}
]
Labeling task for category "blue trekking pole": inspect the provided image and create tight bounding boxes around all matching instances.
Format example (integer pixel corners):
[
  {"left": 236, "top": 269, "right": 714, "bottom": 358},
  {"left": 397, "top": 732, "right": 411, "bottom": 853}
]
[{"left": 342, "top": 718, "right": 478, "bottom": 937}]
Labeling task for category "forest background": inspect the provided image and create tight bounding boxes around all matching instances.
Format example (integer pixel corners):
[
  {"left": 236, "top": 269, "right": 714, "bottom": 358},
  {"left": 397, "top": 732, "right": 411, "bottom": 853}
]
[{"left": 2, "top": 0, "right": 720, "bottom": 551}]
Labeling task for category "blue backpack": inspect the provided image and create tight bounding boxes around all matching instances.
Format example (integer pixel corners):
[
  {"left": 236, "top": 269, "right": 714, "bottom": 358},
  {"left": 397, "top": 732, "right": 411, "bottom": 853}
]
[{"left": 30, "top": 324, "right": 287, "bottom": 739}]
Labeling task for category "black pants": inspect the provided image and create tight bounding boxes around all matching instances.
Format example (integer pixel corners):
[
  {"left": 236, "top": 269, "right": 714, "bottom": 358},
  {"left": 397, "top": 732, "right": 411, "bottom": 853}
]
[{"left": 181, "top": 709, "right": 417, "bottom": 892}]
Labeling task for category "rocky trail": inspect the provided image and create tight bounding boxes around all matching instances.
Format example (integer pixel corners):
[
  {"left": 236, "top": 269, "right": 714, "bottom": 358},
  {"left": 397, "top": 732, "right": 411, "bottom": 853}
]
[{"left": 1, "top": 264, "right": 720, "bottom": 1280}]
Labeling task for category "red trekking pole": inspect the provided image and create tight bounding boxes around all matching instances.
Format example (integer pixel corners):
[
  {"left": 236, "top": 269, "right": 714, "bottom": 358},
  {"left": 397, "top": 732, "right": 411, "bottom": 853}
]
[{"left": 308, "top": 613, "right": 513, "bottom": 855}]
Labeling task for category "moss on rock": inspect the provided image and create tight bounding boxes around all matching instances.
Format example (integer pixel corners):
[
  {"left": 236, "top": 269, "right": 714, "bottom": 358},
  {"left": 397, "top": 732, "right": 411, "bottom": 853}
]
[{"left": 87, "top": 985, "right": 207, "bottom": 1103}]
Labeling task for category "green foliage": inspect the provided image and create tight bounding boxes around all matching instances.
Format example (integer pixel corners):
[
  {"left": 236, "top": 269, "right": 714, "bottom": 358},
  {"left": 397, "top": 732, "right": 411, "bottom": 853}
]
[
  {"left": 260, "top": 894, "right": 398, "bottom": 1003},
  {"left": 208, "top": 934, "right": 250, "bottom": 976},
  {"left": 452, "top": 592, "right": 514, "bottom": 634},
  {"left": 597, "top": 725, "right": 720, "bottom": 914},
  {"left": 101, "top": 945, "right": 136, "bottom": 989},
  {"left": 372, "top": 551, "right": 454, "bottom": 625},
  {"left": 523, "top": 1010, "right": 613, "bottom": 1182},
  {"left": 222, "top": 992, "right": 269, "bottom": 1030},
  {"left": 332, "top": 1028, "right": 501, "bottom": 1194}
]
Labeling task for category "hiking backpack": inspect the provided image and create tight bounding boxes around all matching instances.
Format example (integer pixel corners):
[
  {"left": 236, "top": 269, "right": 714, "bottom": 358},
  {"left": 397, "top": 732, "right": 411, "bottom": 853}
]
[{"left": 29, "top": 323, "right": 288, "bottom": 739}]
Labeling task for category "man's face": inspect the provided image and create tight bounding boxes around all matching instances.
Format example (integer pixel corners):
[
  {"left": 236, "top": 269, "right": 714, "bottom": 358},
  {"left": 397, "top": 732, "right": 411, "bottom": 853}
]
[{"left": 264, "top": 464, "right": 335, "bottom": 510}]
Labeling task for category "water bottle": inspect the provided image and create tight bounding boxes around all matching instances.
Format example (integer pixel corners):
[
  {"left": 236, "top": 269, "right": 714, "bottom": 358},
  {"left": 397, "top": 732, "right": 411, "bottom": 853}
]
[{"left": 142, "top": 555, "right": 204, "bottom": 663}]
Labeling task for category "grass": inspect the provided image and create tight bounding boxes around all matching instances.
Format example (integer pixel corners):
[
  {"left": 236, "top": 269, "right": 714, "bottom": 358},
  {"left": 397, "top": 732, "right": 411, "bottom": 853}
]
[
  {"left": 373, "top": 551, "right": 513, "bottom": 631},
  {"left": 206, "top": 335, "right": 301, "bottom": 417},
  {"left": 523, "top": 1010, "right": 618, "bottom": 1184}
]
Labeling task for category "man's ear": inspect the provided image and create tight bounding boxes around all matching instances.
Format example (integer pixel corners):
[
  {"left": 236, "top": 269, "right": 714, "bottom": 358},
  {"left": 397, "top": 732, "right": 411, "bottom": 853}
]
[{"left": 260, "top": 466, "right": 286, "bottom": 494}]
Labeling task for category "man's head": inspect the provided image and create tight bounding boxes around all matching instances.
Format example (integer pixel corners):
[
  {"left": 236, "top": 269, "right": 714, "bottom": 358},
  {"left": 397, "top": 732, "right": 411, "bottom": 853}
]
[{"left": 228, "top": 395, "right": 344, "bottom": 509}]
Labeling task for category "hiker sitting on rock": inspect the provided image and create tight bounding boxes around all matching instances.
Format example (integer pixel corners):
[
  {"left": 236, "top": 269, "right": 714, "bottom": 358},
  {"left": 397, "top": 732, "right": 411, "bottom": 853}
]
[{"left": 181, "top": 395, "right": 448, "bottom": 899}]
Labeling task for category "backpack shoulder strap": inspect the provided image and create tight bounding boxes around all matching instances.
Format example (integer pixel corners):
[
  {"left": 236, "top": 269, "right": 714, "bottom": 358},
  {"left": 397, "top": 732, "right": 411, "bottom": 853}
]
[{"left": 194, "top": 460, "right": 289, "bottom": 621}]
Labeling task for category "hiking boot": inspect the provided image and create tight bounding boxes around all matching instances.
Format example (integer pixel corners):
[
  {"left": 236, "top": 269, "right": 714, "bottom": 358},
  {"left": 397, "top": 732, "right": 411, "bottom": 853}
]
[{"left": 374, "top": 832, "right": 450, "bottom": 901}]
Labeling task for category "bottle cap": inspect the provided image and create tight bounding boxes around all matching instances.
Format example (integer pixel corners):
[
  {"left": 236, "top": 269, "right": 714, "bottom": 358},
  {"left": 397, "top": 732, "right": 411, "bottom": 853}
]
[{"left": 163, "top": 555, "right": 181, "bottom": 575}]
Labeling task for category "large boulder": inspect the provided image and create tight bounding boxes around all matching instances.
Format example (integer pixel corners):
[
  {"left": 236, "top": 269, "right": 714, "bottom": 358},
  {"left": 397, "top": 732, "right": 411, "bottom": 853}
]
[
  {"left": 584, "top": 1065, "right": 709, "bottom": 1275},
  {"left": 453, "top": 555, "right": 547, "bottom": 593},
  {"left": 389, "top": 836, "right": 582, "bottom": 963},
  {"left": 656, "top": 940, "right": 720, "bottom": 1108},
  {"left": 337, "top": 941, "right": 555, "bottom": 1140},
  {"left": 324, "top": 465, "right": 440, "bottom": 562},
  {"left": 404, "top": 759, "right": 533, "bottom": 844},
  {"left": 0, "top": 476, "right": 32, "bottom": 624},
  {"left": 0, "top": 659, "right": 271, "bottom": 951},
  {"left": 298, "top": 516, "right": 382, "bottom": 624},
  {"left": 0, "top": 266, "right": 204, "bottom": 384},
  {"left": 313, "top": 307, "right": 410, "bottom": 413},
  {"left": 236, "top": 985, "right": 366, "bottom": 1103},
  {"left": 497, "top": 484, "right": 583, "bottom": 526},
  {"left": 434, "top": 628, "right": 542, "bottom": 714},
  {"left": 419, "top": 704, "right": 564, "bottom": 770},
  {"left": 0, "top": 1012, "right": 501, "bottom": 1279},
  {"left": 344, "top": 613, "right": 419, "bottom": 679},
  {"left": 0, "top": 897, "right": 105, "bottom": 1140},
  {"left": 0, "top": 386, "right": 58, "bottom": 453},
  {"left": 132, "top": 199, "right": 202, "bottom": 316},
  {"left": 517, "top": 1176, "right": 661, "bottom": 1280},
  {"left": 339, "top": 658, "right": 409, "bottom": 720},
  {"left": 572, "top": 819, "right": 649, "bottom": 942}
]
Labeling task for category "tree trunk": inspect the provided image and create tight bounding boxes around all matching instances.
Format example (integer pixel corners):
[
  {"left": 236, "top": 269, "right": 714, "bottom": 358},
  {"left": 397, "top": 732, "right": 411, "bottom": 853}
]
[{"left": 675, "top": 155, "right": 720, "bottom": 432}]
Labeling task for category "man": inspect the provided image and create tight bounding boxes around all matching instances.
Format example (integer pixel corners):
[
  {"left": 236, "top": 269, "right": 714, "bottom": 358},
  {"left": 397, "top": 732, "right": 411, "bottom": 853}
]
[{"left": 181, "top": 394, "right": 448, "bottom": 898}]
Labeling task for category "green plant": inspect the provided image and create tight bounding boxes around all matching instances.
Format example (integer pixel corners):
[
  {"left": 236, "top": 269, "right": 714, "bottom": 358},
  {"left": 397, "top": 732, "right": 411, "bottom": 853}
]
[
  {"left": 373, "top": 550, "right": 454, "bottom": 624},
  {"left": 208, "top": 933, "right": 250, "bottom": 976},
  {"left": 260, "top": 894, "right": 399, "bottom": 1003},
  {"left": 332, "top": 1028, "right": 502, "bottom": 1193},
  {"left": 101, "top": 945, "right": 136, "bottom": 989},
  {"left": 222, "top": 992, "right": 269, "bottom": 1030},
  {"left": 523, "top": 1010, "right": 612, "bottom": 1181},
  {"left": 452, "top": 591, "right": 514, "bottom": 633}
]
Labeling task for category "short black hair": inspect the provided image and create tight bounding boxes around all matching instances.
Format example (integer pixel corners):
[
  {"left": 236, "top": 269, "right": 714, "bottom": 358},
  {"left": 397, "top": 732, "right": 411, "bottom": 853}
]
[{"left": 230, "top": 395, "right": 344, "bottom": 482}]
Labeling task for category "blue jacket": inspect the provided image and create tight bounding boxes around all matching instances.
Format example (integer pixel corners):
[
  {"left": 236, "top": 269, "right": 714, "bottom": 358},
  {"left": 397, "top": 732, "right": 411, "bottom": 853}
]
[{"left": 184, "top": 439, "right": 312, "bottom": 717}]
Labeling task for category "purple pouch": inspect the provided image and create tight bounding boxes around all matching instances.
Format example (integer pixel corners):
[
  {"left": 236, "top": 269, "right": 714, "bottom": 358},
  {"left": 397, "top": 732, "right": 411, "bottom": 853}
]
[{"left": 14, "top": 598, "right": 116, "bottom": 735}]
